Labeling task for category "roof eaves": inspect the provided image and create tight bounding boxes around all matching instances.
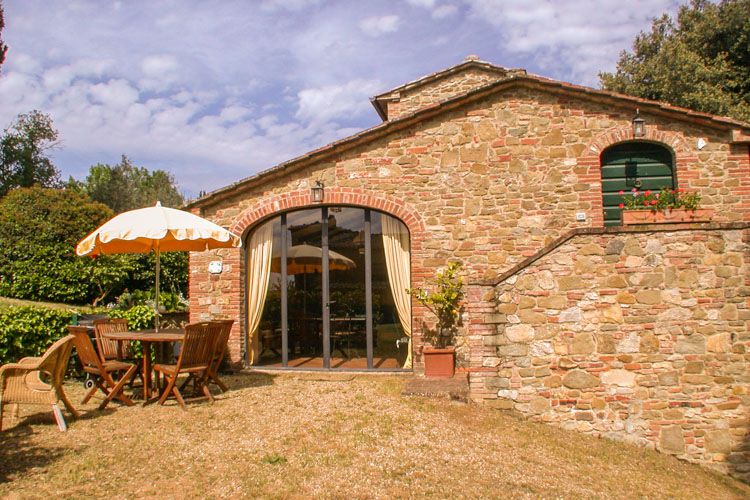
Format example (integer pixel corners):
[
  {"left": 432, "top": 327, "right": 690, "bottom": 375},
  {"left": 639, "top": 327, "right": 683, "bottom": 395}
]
[{"left": 189, "top": 74, "right": 750, "bottom": 210}]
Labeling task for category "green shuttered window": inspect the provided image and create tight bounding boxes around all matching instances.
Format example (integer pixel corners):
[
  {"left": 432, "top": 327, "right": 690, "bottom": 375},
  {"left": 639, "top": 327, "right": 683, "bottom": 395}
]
[{"left": 601, "top": 142, "right": 675, "bottom": 226}]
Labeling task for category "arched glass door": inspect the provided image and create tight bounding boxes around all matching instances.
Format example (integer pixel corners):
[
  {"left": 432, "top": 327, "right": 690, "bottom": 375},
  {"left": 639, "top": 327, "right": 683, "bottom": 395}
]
[{"left": 251, "top": 207, "right": 410, "bottom": 370}]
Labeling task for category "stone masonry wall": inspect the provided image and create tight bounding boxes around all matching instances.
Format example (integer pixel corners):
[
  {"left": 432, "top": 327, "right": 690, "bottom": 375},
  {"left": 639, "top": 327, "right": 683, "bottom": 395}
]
[
  {"left": 384, "top": 67, "right": 510, "bottom": 121},
  {"left": 190, "top": 81, "right": 750, "bottom": 374},
  {"left": 474, "top": 225, "right": 750, "bottom": 480}
]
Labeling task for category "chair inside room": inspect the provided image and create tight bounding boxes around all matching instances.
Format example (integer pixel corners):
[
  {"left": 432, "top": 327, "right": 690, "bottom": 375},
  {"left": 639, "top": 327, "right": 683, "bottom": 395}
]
[
  {"left": 68, "top": 326, "right": 136, "bottom": 410},
  {"left": 154, "top": 322, "right": 215, "bottom": 409},
  {"left": 0, "top": 334, "right": 79, "bottom": 432}
]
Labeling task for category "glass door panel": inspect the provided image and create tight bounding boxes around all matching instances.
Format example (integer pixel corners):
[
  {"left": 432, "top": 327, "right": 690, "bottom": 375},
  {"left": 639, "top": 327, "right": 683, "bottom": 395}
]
[
  {"left": 253, "top": 206, "right": 410, "bottom": 370},
  {"left": 257, "top": 218, "right": 282, "bottom": 366},
  {"left": 327, "top": 207, "right": 367, "bottom": 369},
  {"left": 285, "top": 208, "right": 324, "bottom": 368},
  {"left": 371, "top": 212, "right": 409, "bottom": 369}
]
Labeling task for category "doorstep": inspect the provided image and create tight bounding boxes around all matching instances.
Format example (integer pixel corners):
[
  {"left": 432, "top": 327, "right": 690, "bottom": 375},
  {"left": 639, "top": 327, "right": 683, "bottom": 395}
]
[{"left": 401, "top": 373, "right": 469, "bottom": 402}]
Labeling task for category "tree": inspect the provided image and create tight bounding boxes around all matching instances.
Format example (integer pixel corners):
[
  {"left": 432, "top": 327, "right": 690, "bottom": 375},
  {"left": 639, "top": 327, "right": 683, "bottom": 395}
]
[
  {"left": 0, "top": 111, "right": 61, "bottom": 198},
  {"left": 79, "top": 155, "right": 184, "bottom": 212},
  {"left": 70, "top": 156, "right": 188, "bottom": 296},
  {"left": 0, "top": 2, "right": 8, "bottom": 71},
  {"left": 0, "top": 187, "right": 134, "bottom": 305},
  {"left": 600, "top": 0, "right": 750, "bottom": 123}
]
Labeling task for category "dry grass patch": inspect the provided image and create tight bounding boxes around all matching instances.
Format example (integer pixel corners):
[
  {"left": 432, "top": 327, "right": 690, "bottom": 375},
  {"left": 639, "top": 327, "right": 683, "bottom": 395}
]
[{"left": 0, "top": 372, "right": 747, "bottom": 498}]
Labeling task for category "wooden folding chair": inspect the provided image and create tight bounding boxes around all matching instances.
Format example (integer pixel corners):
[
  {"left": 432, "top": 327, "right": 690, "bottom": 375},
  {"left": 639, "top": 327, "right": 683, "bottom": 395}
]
[
  {"left": 68, "top": 326, "right": 136, "bottom": 410},
  {"left": 206, "top": 319, "right": 234, "bottom": 393},
  {"left": 154, "top": 322, "right": 215, "bottom": 409},
  {"left": 0, "top": 335, "right": 78, "bottom": 431},
  {"left": 93, "top": 318, "right": 143, "bottom": 387}
]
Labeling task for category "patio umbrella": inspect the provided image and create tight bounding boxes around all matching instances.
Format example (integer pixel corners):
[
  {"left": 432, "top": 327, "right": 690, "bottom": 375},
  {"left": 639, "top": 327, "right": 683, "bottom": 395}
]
[
  {"left": 270, "top": 243, "right": 356, "bottom": 274},
  {"left": 76, "top": 201, "right": 242, "bottom": 330},
  {"left": 270, "top": 243, "right": 356, "bottom": 315}
]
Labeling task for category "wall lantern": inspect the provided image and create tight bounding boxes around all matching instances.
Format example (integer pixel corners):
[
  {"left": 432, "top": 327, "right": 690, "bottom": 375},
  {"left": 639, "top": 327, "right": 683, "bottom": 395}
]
[
  {"left": 311, "top": 180, "right": 324, "bottom": 203},
  {"left": 632, "top": 109, "right": 645, "bottom": 138}
]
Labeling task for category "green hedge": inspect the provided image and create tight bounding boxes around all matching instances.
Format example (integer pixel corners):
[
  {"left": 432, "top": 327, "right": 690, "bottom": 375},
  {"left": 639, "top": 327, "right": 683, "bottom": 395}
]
[
  {"left": 108, "top": 304, "right": 155, "bottom": 331},
  {"left": 0, "top": 304, "right": 159, "bottom": 366},
  {"left": 0, "top": 306, "right": 75, "bottom": 365}
]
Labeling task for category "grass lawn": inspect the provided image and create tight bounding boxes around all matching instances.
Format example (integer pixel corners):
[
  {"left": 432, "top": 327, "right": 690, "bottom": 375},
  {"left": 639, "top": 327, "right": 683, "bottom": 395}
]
[{"left": 1, "top": 373, "right": 747, "bottom": 498}]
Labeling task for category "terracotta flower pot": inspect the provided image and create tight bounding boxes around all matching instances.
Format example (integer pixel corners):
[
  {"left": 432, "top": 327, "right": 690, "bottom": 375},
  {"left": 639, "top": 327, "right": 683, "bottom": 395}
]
[
  {"left": 423, "top": 346, "right": 455, "bottom": 378},
  {"left": 621, "top": 208, "right": 714, "bottom": 225}
]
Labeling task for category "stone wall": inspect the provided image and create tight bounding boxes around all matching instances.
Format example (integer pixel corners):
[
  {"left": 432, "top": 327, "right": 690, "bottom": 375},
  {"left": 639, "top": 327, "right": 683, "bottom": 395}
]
[
  {"left": 472, "top": 224, "right": 750, "bottom": 480},
  {"left": 190, "top": 79, "right": 750, "bottom": 374},
  {"left": 383, "top": 67, "right": 516, "bottom": 120}
]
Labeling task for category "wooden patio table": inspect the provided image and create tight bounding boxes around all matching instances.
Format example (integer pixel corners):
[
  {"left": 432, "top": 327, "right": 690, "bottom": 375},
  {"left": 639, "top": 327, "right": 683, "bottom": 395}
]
[{"left": 102, "top": 329, "right": 184, "bottom": 400}]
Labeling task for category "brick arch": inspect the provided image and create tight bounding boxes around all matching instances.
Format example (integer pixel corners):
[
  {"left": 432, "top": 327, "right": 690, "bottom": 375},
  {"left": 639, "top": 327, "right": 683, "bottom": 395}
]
[
  {"left": 574, "top": 127, "right": 688, "bottom": 228},
  {"left": 583, "top": 126, "right": 691, "bottom": 159},
  {"left": 230, "top": 187, "right": 426, "bottom": 247}
]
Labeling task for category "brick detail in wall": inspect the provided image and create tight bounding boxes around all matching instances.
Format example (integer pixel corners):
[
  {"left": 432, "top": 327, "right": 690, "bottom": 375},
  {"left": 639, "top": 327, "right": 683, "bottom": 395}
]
[
  {"left": 198, "top": 188, "right": 431, "bottom": 368},
  {"left": 229, "top": 187, "right": 426, "bottom": 237},
  {"left": 476, "top": 225, "right": 750, "bottom": 481},
  {"left": 586, "top": 125, "right": 692, "bottom": 156},
  {"left": 584, "top": 128, "right": 750, "bottom": 222}
]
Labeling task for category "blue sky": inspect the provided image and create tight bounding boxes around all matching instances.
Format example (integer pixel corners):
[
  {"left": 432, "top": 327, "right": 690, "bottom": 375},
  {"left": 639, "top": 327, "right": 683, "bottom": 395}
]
[{"left": 1, "top": 0, "right": 680, "bottom": 199}]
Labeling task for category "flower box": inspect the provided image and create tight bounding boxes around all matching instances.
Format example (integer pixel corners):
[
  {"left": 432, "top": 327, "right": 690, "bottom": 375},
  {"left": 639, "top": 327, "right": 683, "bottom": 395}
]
[
  {"left": 423, "top": 346, "right": 456, "bottom": 378},
  {"left": 621, "top": 208, "right": 714, "bottom": 225}
]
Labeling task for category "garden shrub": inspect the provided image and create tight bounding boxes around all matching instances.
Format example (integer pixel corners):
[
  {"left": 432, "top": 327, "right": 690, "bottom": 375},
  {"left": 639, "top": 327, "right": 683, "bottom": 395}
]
[
  {"left": 108, "top": 305, "right": 157, "bottom": 360},
  {"left": 108, "top": 304, "right": 155, "bottom": 331},
  {"left": 0, "top": 305, "right": 75, "bottom": 364},
  {"left": 0, "top": 187, "right": 134, "bottom": 305}
]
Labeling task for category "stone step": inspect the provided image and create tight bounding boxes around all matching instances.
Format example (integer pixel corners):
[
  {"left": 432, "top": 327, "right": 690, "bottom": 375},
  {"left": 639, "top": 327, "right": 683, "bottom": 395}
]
[{"left": 401, "top": 373, "right": 470, "bottom": 402}]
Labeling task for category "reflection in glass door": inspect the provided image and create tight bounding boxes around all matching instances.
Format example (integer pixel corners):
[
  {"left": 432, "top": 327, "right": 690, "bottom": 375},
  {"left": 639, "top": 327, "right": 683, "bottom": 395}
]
[
  {"left": 285, "top": 208, "right": 324, "bottom": 366},
  {"left": 327, "top": 207, "right": 367, "bottom": 368},
  {"left": 254, "top": 207, "right": 408, "bottom": 370}
]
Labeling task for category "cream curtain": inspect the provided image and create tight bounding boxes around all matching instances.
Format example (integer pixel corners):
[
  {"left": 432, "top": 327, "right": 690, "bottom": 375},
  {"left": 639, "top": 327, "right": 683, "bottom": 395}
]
[
  {"left": 382, "top": 215, "right": 412, "bottom": 368},
  {"left": 246, "top": 221, "right": 274, "bottom": 365}
]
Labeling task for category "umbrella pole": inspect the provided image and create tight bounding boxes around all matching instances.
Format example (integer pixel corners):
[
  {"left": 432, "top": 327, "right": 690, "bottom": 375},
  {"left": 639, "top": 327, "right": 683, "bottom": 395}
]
[{"left": 155, "top": 247, "right": 160, "bottom": 332}]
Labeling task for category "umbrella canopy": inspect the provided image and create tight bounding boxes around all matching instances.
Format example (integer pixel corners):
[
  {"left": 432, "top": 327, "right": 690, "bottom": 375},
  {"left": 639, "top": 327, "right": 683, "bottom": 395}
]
[
  {"left": 271, "top": 243, "right": 356, "bottom": 275},
  {"left": 76, "top": 202, "right": 241, "bottom": 256},
  {"left": 76, "top": 202, "right": 241, "bottom": 330}
]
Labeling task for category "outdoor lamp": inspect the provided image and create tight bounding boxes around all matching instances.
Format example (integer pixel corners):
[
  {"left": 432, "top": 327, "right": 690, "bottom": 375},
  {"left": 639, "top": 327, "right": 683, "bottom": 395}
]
[
  {"left": 632, "top": 109, "right": 645, "bottom": 138},
  {"left": 311, "top": 180, "right": 324, "bottom": 203}
]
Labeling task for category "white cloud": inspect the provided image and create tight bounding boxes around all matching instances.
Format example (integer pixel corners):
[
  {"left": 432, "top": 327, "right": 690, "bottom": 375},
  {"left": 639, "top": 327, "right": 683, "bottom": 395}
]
[
  {"left": 141, "top": 54, "right": 179, "bottom": 77},
  {"left": 432, "top": 4, "right": 458, "bottom": 18},
  {"left": 89, "top": 79, "right": 139, "bottom": 109},
  {"left": 359, "top": 15, "right": 401, "bottom": 37},
  {"left": 296, "top": 79, "right": 383, "bottom": 123},
  {"left": 260, "top": 0, "right": 321, "bottom": 12},
  {"left": 0, "top": 0, "right": 681, "bottom": 196},
  {"left": 406, "top": 0, "right": 437, "bottom": 7},
  {"left": 406, "top": 0, "right": 458, "bottom": 19},
  {"left": 463, "top": 0, "right": 679, "bottom": 85}
]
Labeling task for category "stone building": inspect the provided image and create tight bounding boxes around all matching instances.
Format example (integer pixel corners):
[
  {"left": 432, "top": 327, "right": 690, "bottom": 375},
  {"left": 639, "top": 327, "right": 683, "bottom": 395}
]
[{"left": 186, "top": 57, "right": 750, "bottom": 479}]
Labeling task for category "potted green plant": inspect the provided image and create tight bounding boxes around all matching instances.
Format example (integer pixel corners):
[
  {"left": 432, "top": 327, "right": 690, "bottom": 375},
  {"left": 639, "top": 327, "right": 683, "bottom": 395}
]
[
  {"left": 408, "top": 262, "right": 464, "bottom": 378},
  {"left": 619, "top": 187, "right": 713, "bottom": 224}
]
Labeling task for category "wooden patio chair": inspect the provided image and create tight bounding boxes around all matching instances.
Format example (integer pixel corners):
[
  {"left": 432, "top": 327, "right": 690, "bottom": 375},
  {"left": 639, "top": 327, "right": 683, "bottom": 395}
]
[
  {"left": 93, "top": 318, "right": 143, "bottom": 387},
  {"left": 0, "top": 335, "right": 79, "bottom": 432},
  {"left": 68, "top": 326, "right": 136, "bottom": 410},
  {"left": 178, "top": 320, "right": 233, "bottom": 394},
  {"left": 206, "top": 319, "right": 234, "bottom": 393},
  {"left": 154, "top": 322, "right": 215, "bottom": 409}
]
